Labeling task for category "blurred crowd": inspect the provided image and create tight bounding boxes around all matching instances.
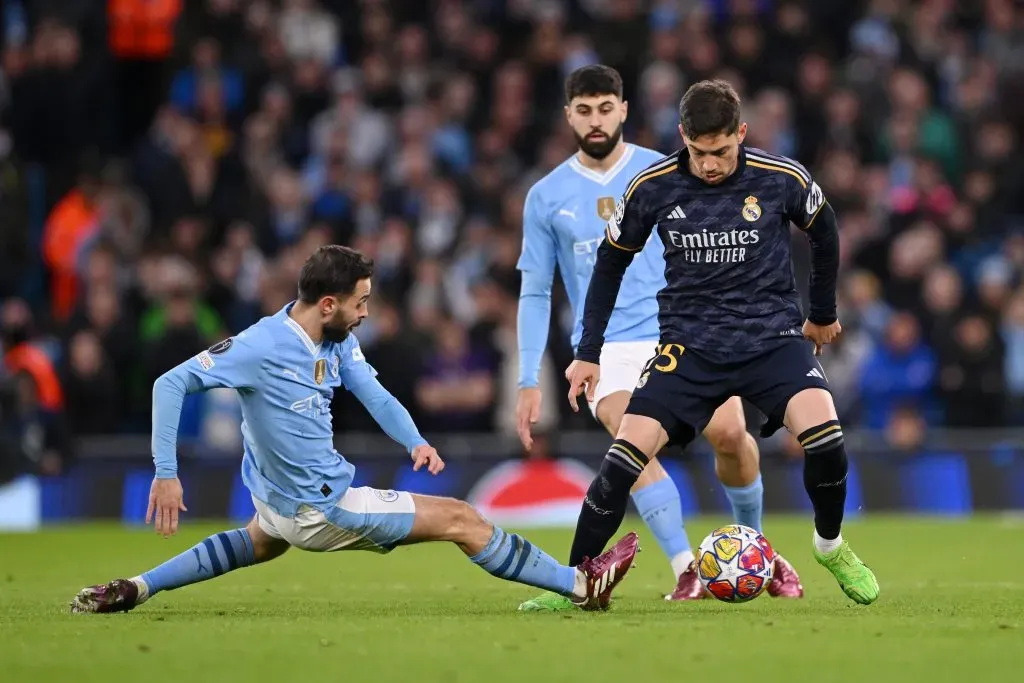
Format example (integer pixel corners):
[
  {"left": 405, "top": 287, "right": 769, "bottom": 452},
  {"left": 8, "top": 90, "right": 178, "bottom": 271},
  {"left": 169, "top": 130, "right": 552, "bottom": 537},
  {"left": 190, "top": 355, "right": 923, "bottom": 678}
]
[{"left": 0, "top": 0, "right": 1022, "bottom": 473}]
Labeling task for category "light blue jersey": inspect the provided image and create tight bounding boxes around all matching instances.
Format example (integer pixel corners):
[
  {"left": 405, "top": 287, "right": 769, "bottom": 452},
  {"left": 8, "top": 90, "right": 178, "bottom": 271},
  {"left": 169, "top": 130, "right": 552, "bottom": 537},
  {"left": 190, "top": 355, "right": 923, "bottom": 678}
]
[
  {"left": 517, "top": 144, "right": 667, "bottom": 387},
  {"left": 151, "top": 304, "right": 427, "bottom": 517}
]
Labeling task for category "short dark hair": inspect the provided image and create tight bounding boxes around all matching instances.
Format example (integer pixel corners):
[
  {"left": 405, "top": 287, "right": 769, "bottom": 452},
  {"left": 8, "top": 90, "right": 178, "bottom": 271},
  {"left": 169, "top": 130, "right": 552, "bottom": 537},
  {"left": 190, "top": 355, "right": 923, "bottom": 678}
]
[
  {"left": 678, "top": 79, "right": 742, "bottom": 139},
  {"left": 297, "top": 245, "right": 374, "bottom": 303},
  {"left": 564, "top": 65, "right": 623, "bottom": 104}
]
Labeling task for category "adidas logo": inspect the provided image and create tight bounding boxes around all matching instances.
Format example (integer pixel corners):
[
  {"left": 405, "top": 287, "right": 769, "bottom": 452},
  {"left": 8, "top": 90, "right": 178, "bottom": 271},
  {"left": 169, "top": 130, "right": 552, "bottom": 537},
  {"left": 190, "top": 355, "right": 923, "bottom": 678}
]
[
  {"left": 807, "top": 367, "right": 825, "bottom": 379},
  {"left": 667, "top": 206, "right": 686, "bottom": 220}
]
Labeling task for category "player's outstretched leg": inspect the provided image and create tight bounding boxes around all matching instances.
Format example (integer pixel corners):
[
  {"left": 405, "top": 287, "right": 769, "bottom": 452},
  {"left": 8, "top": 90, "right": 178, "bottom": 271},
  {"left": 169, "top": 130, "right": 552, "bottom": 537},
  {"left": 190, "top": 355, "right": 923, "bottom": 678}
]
[
  {"left": 520, "top": 457, "right": 694, "bottom": 612},
  {"left": 70, "top": 518, "right": 289, "bottom": 613},
  {"left": 402, "top": 495, "right": 639, "bottom": 610},
  {"left": 517, "top": 414, "right": 664, "bottom": 613},
  {"left": 521, "top": 391, "right": 694, "bottom": 612},
  {"left": 691, "top": 397, "right": 803, "bottom": 600},
  {"left": 787, "top": 389, "right": 878, "bottom": 605}
]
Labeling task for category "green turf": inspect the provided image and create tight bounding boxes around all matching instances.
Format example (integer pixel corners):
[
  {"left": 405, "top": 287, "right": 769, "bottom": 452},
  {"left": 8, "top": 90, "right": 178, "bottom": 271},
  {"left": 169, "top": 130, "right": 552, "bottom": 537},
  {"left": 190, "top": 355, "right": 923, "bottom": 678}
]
[{"left": 1, "top": 515, "right": 1021, "bottom": 682}]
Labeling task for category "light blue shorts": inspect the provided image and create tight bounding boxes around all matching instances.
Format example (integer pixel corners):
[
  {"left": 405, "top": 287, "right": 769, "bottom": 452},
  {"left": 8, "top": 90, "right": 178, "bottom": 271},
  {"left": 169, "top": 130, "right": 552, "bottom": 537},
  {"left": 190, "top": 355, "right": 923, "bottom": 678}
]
[{"left": 252, "top": 486, "right": 417, "bottom": 553}]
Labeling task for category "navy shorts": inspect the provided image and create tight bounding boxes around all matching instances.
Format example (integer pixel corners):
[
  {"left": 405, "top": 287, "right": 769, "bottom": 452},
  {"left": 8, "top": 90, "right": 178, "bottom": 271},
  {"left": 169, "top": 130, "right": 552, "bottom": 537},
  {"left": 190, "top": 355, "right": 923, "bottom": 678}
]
[{"left": 626, "top": 339, "right": 831, "bottom": 446}]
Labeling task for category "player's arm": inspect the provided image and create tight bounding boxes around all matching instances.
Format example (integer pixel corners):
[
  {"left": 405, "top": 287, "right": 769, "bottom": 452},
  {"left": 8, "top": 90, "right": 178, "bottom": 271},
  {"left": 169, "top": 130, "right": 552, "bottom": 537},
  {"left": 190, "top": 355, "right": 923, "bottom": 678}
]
[
  {"left": 339, "top": 339, "right": 430, "bottom": 453},
  {"left": 575, "top": 189, "right": 654, "bottom": 363},
  {"left": 151, "top": 332, "right": 268, "bottom": 479},
  {"left": 787, "top": 172, "right": 839, "bottom": 326},
  {"left": 516, "top": 185, "right": 556, "bottom": 390},
  {"left": 148, "top": 330, "right": 267, "bottom": 536}
]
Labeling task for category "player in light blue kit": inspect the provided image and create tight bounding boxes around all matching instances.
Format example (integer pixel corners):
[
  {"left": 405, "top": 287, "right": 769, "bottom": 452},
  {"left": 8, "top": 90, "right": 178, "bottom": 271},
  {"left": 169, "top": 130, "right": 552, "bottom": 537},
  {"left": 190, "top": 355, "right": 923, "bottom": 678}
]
[
  {"left": 71, "top": 246, "right": 639, "bottom": 613},
  {"left": 515, "top": 66, "right": 804, "bottom": 611}
]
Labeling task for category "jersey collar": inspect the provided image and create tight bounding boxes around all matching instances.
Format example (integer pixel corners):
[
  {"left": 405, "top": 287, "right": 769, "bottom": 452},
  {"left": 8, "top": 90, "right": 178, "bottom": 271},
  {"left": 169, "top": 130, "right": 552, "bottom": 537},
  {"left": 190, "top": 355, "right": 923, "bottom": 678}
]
[
  {"left": 568, "top": 144, "right": 636, "bottom": 185},
  {"left": 281, "top": 302, "right": 322, "bottom": 355}
]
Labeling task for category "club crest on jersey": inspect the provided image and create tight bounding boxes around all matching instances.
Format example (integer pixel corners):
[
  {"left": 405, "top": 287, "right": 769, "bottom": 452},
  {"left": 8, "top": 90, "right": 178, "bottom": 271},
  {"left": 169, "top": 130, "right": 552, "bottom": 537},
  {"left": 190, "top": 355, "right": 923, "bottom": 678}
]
[
  {"left": 742, "top": 195, "right": 762, "bottom": 222},
  {"left": 314, "top": 358, "right": 327, "bottom": 385},
  {"left": 636, "top": 371, "right": 650, "bottom": 389},
  {"left": 597, "top": 196, "right": 616, "bottom": 221}
]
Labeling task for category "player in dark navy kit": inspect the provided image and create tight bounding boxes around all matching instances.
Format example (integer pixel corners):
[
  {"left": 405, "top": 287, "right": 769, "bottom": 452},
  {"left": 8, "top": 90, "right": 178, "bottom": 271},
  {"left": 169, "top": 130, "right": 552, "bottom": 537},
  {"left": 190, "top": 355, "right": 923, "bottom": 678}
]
[{"left": 564, "top": 80, "right": 879, "bottom": 605}]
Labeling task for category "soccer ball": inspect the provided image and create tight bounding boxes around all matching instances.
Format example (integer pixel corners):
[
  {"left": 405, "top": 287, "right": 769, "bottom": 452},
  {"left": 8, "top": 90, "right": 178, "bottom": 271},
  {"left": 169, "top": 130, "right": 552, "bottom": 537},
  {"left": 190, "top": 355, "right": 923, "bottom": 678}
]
[{"left": 696, "top": 525, "right": 776, "bottom": 602}]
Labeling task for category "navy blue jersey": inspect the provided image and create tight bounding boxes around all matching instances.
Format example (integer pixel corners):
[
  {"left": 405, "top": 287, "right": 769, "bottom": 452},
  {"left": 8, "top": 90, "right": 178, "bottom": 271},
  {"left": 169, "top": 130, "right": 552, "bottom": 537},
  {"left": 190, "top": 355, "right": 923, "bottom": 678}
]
[{"left": 582, "top": 145, "right": 830, "bottom": 364}]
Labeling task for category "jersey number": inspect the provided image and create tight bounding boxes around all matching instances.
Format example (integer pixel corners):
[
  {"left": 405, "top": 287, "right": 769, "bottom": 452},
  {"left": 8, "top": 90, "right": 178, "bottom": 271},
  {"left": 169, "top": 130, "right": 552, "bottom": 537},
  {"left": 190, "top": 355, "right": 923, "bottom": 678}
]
[{"left": 650, "top": 344, "right": 685, "bottom": 373}]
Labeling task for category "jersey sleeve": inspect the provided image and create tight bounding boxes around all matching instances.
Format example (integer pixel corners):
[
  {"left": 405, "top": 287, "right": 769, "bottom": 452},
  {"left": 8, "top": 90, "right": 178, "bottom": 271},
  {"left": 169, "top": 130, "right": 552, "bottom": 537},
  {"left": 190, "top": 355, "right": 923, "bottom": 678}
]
[
  {"left": 779, "top": 161, "right": 841, "bottom": 325},
  {"left": 151, "top": 329, "right": 269, "bottom": 478},
  {"left": 782, "top": 163, "right": 827, "bottom": 230},
  {"left": 516, "top": 184, "right": 555, "bottom": 389},
  {"left": 604, "top": 182, "right": 655, "bottom": 252},
  {"left": 516, "top": 185, "right": 556, "bottom": 275},
  {"left": 337, "top": 335, "right": 427, "bottom": 452},
  {"left": 188, "top": 330, "right": 269, "bottom": 390},
  {"left": 338, "top": 336, "right": 379, "bottom": 390}
]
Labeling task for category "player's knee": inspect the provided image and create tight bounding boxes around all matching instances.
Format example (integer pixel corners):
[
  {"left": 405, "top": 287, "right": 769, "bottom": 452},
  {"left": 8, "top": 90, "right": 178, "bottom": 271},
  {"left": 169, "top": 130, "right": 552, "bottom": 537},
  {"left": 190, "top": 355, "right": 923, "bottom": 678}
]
[
  {"left": 706, "top": 420, "right": 749, "bottom": 458},
  {"left": 245, "top": 517, "right": 290, "bottom": 562},
  {"left": 444, "top": 499, "right": 487, "bottom": 542},
  {"left": 595, "top": 392, "right": 629, "bottom": 436},
  {"left": 615, "top": 413, "right": 667, "bottom": 456}
]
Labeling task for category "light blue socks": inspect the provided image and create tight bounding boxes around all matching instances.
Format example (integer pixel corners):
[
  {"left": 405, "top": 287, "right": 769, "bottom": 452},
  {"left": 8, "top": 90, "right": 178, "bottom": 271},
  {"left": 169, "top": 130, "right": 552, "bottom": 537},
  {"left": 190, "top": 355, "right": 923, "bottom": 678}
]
[
  {"left": 470, "top": 526, "right": 577, "bottom": 595},
  {"left": 723, "top": 474, "right": 764, "bottom": 532},
  {"left": 632, "top": 477, "right": 694, "bottom": 577},
  {"left": 137, "top": 528, "right": 256, "bottom": 598}
]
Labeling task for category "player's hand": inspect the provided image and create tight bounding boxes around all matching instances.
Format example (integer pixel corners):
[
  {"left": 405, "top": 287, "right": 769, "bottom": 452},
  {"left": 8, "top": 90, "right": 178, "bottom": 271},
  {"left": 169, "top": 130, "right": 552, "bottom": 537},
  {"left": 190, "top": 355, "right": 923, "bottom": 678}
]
[
  {"left": 516, "top": 387, "right": 543, "bottom": 451},
  {"left": 802, "top": 320, "right": 842, "bottom": 356},
  {"left": 411, "top": 444, "right": 445, "bottom": 475},
  {"left": 146, "top": 477, "right": 187, "bottom": 538},
  {"left": 565, "top": 360, "right": 600, "bottom": 413}
]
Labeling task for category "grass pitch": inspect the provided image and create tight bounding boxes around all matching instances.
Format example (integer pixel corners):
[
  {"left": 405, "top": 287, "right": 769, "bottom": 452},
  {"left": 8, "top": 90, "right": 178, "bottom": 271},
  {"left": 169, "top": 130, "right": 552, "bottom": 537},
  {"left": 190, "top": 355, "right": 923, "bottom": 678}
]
[{"left": 1, "top": 515, "right": 1021, "bottom": 682}]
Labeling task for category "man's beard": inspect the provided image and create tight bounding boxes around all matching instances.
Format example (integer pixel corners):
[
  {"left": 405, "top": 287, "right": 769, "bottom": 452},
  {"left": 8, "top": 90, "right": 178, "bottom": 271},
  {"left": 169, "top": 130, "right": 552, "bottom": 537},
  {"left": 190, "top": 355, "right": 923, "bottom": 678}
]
[
  {"left": 323, "top": 320, "right": 358, "bottom": 343},
  {"left": 575, "top": 123, "right": 623, "bottom": 160}
]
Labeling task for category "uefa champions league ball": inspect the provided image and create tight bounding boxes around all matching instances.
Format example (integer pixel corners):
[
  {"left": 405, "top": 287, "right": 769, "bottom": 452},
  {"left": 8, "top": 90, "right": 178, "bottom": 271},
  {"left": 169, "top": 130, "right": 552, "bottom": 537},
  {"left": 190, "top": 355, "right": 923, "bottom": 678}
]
[{"left": 696, "top": 525, "right": 776, "bottom": 602}]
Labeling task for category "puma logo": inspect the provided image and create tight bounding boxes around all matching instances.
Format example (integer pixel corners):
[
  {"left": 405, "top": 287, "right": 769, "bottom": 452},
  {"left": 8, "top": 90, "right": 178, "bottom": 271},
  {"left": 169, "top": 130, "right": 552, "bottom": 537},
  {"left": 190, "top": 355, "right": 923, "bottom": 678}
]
[{"left": 193, "top": 547, "right": 208, "bottom": 574}]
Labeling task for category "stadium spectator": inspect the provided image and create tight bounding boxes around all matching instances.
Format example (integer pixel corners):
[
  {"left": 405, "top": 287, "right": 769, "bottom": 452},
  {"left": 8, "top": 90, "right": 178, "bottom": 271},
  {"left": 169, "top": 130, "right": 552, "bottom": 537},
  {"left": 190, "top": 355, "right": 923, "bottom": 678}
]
[
  {"left": 415, "top": 315, "right": 497, "bottom": 432},
  {"left": 883, "top": 404, "right": 929, "bottom": 455},
  {"left": 0, "top": 152, "right": 30, "bottom": 301},
  {"left": 936, "top": 313, "right": 1006, "bottom": 427},
  {"left": 859, "top": 311, "right": 938, "bottom": 429},
  {"left": 0, "top": 298, "right": 70, "bottom": 474},
  {"left": 0, "top": 364, "right": 32, "bottom": 485},
  {"left": 1, "top": 298, "right": 63, "bottom": 416},
  {"left": 138, "top": 258, "right": 224, "bottom": 393},
  {"left": 41, "top": 160, "right": 104, "bottom": 322},
  {"left": 60, "top": 329, "right": 120, "bottom": 435},
  {"left": 0, "top": 0, "right": 1021, "bottom": 442},
  {"left": 107, "top": 0, "right": 182, "bottom": 152}
]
